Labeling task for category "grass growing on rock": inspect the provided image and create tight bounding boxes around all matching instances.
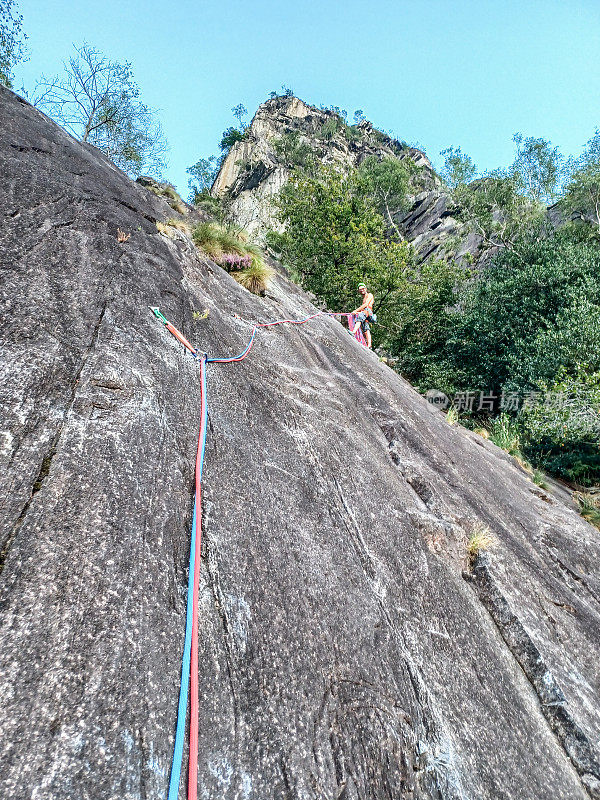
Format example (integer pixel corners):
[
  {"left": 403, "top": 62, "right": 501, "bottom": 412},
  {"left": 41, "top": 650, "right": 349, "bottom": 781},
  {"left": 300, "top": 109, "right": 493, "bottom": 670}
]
[
  {"left": 488, "top": 414, "right": 521, "bottom": 456},
  {"left": 445, "top": 405, "right": 459, "bottom": 426},
  {"left": 192, "top": 222, "right": 245, "bottom": 259},
  {"left": 574, "top": 492, "right": 600, "bottom": 530},
  {"left": 467, "top": 523, "right": 498, "bottom": 566},
  {"left": 192, "top": 222, "right": 274, "bottom": 295},
  {"left": 166, "top": 217, "right": 190, "bottom": 232},
  {"left": 156, "top": 218, "right": 190, "bottom": 237},
  {"left": 532, "top": 469, "right": 550, "bottom": 489},
  {"left": 147, "top": 183, "right": 188, "bottom": 215},
  {"left": 487, "top": 413, "right": 534, "bottom": 473},
  {"left": 233, "top": 259, "right": 275, "bottom": 296}
]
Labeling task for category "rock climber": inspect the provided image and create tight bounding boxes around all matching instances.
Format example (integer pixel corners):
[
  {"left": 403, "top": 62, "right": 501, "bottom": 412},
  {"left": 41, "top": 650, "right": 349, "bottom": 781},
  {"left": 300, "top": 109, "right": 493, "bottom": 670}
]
[{"left": 350, "top": 283, "right": 376, "bottom": 348}]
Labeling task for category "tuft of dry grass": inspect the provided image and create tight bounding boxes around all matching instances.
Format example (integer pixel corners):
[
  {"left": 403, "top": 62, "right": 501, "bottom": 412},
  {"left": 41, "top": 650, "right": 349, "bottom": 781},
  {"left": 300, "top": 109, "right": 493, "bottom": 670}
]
[
  {"left": 445, "top": 405, "right": 459, "bottom": 426},
  {"left": 156, "top": 218, "right": 191, "bottom": 237},
  {"left": 146, "top": 183, "right": 188, "bottom": 215},
  {"left": 474, "top": 427, "right": 489, "bottom": 439},
  {"left": 233, "top": 258, "right": 275, "bottom": 296},
  {"left": 156, "top": 221, "right": 174, "bottom": 237},
  {"left": 467, "top": 523, "right": 498, "bottom": 566},
  {"left": 514, "top": 454, "right": 534, "bottom": 474},
  {"left": 160, "top": 185, "right": 187, "bottom": 215},
  {"left": 166, "top": 217, "right": 190, "bottom": 233},
  {"left": 574, "top": 492, "right": 600, "bottom": 529},
  {"left": 117, "top": 228, "right": 131, "bottom": 243}
]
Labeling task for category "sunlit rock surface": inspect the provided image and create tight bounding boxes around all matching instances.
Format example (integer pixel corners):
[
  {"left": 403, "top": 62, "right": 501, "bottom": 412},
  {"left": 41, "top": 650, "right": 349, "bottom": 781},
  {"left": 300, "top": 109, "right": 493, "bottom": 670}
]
[{"left": 1, "top": 86, "right": 600, "bottom": 800}]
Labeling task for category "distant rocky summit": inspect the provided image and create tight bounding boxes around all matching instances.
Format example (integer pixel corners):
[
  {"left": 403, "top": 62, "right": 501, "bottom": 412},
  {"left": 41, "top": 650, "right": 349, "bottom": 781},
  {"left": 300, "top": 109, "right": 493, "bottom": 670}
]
[
  {"left": 2, "top": 84, "right": 600, "bottom": 800},
  {"left": 212, "top": 95, "right": 480, "bottom": 262}
]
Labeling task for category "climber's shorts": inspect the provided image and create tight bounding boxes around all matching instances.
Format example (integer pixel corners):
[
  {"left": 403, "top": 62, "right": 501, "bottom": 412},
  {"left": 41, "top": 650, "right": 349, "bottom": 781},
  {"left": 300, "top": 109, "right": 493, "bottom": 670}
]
[{"left": 356, "top": 311, "right": 374, "bottom": 332}]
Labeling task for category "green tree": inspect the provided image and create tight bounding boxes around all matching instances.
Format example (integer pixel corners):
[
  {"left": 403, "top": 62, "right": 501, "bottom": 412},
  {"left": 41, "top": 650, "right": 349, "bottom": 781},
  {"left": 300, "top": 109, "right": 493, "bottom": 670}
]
[
  {"left": 232, "top": 103, "right": 248, "bottom": 129},
  {"left": 269, "top": 165, "right": 413, "bottom": 338},
  {"left": 187, "top": 155, "right": 221, "bottom": 201},
  {"left": 0, "top": 0, "right": 27, "bottom": 88},
  {"left": 445, "top": 229, "right": 600, "bottom": 395},
  {"left": 219, "top": 126, "right": 244, "bottom": 152},
  {"left": 510, "top": 133, "right": 563, "bottom": 203},
  {"left": 357, "top": 155, "right": 416, "bottom": 238},
  {"left": 440, "top": 146, "right": 477, "bottom": 190},
  {"left": 509, "top": 298, "right": 600, "bottom": 391},
  {"left": 385, "top": 259, "right": 466, "bottom": 393},
  {"left": 561, "top": 130, "right": 600, "bottom": 232},
  {"left": 33, "top": 43, "right": 167, "bottom": 176},
  {"left": 455, "top": 170, "right": 546, "bottom": 252}
]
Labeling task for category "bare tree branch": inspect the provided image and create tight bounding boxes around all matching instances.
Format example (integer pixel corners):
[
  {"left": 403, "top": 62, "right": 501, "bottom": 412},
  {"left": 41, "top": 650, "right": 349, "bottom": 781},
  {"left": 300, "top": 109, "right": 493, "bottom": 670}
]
[{"left": 33, "top": 43, "right": 168, "bottom": 177}]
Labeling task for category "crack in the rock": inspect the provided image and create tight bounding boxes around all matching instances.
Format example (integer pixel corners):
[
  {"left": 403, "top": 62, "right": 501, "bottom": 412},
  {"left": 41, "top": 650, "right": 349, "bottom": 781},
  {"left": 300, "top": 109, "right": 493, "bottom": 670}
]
[
  {"left": 468, "top": 554, "right": 600, "bottom": 799},
  {"left": 0, "top": 301, "right": 108, "bottom": 589}
]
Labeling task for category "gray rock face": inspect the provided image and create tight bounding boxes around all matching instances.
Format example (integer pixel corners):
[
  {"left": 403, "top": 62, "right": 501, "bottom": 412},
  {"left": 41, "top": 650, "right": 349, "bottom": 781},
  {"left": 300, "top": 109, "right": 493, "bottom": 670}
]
[
  {"left": 1, "top": 85, "right": 600, "bottom": 800},
  {"left": 211, "top": 95, "right": 442, "bottom": 244},
  {"left": 211, "top": 95, "right": 484, "bottom": 265}
]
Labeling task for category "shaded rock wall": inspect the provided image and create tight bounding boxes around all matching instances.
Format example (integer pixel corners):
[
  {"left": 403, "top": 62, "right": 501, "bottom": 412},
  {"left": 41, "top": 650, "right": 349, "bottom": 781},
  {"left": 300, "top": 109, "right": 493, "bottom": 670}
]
[{"left": 1, "top": 86, "right": 600, "bottom": 800}]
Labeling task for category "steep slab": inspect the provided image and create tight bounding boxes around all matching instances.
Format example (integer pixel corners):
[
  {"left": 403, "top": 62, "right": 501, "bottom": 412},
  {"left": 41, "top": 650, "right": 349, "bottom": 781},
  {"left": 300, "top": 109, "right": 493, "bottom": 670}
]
[{"left": 1, "top": 86, "right": 600, "bottom": 800}]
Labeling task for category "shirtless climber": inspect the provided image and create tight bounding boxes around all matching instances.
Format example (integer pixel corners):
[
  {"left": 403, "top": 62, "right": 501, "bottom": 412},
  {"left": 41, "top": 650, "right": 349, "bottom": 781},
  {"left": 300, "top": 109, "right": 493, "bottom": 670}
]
[{"left": 350, "top": 283, "right": 375, "bottom": 348}]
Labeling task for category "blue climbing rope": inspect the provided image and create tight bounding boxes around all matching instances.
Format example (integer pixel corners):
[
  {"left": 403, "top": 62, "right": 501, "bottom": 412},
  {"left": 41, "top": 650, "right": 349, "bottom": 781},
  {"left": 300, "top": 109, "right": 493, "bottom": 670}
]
[{"left": 166, "top": 355, "right": 208, "bottom": 800}]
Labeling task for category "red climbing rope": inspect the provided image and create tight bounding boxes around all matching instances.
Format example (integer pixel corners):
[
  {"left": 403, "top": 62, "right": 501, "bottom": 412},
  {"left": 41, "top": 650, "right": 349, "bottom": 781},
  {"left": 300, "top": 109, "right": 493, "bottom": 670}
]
[
  {"left": 347, "top": 313, "right": 367, "bottom": 347},
  {"left": 151, "top": 304, "right": 363, "bottom": 799},
  {"left": 166, "top": 321, "right": 197, "bottom": 356},
  {"left": 188, "top": 355, "right": 206, "bottom": 800},
  {"left": 207, "top": 311, "right": 325, "bottom": 364}
]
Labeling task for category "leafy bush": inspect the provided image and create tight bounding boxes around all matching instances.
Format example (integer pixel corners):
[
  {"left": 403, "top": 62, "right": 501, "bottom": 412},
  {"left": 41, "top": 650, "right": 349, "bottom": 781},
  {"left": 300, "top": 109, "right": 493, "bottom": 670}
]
[
  {"left": 520, "top": 369, "right": 600, "bottom": 486},
  {"left": 384, "top": 224, "right": 600, "bottom": 486},
  {"left": 436, "top": 229, "right": 600, "bottom": 397},
  {"left": 219, "top": 126, "right": 245, "bottom": 152},
  {"left": 272, "top": 131, "right": 314, "bottom": 168}
]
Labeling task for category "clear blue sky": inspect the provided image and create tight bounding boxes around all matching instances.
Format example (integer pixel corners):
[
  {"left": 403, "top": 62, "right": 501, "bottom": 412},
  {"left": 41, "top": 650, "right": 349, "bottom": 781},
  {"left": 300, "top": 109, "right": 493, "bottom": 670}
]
[{"left": 16, "top": 0, "right": 600, "bottom": 195}]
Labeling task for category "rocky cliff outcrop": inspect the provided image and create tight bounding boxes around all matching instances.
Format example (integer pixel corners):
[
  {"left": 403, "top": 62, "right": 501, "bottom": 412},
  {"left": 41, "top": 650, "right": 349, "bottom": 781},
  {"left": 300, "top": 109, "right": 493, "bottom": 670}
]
[
  {"left": 211, "top": 95, "right": 479, "bottom": 262},
  {"left": 2, "top": 85, "right": 600, "bottom": 800}
]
